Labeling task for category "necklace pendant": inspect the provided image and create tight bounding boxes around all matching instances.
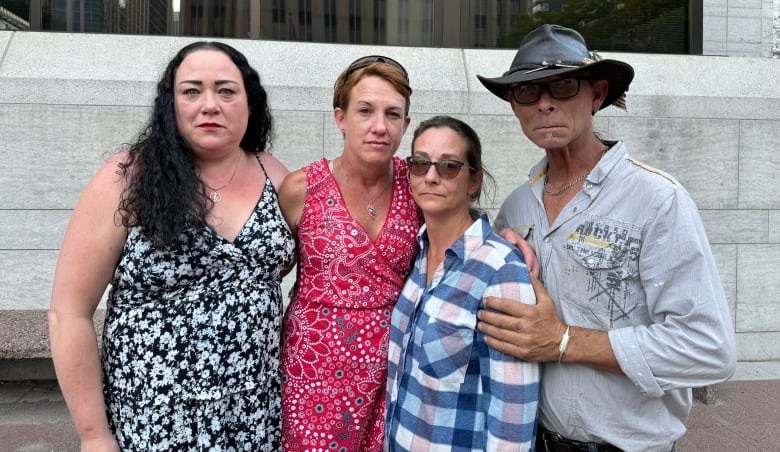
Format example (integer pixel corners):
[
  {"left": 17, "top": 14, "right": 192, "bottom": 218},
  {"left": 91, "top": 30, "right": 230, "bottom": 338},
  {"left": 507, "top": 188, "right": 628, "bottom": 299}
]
[
  {"left": 209, "top": 191, "right": 222, "bottom": 203},
  {"left": 367, "top": 205, "right": 377, "bottom": 217}
]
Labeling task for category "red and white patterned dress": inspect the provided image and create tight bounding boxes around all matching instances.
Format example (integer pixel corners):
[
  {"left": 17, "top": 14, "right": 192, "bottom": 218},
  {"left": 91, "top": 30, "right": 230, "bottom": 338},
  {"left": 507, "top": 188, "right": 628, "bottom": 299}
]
[{"left": 281, "top": 157, "right": 422, "bottom": 451}]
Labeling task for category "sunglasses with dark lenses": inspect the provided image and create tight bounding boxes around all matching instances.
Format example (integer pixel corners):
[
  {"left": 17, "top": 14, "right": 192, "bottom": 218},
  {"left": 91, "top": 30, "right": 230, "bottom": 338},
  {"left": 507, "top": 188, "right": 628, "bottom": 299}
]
[
  {"left": 510, "top": 78, "right": 586, "bottom": 104},
  {"left": 406, "top": 156, "right": 475, "bottom": 179},
  {"left": 345, "top": 55, "right": 409, "bottom": 81}
]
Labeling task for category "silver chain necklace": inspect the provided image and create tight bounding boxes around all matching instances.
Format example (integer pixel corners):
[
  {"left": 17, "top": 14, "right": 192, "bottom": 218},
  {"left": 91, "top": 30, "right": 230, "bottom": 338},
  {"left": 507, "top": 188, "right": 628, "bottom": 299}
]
[
  {"left": 543, "top": 146, "right": 608, "bottom": 197},
  {"left": 366, "top": 180, "right": 392, "bottom": 217},
  {"left": 543, "top": 172, "right": 589, "bottom": 197},
  {"left": 339, "top": 159, "right": 393, "bottom": 218}
]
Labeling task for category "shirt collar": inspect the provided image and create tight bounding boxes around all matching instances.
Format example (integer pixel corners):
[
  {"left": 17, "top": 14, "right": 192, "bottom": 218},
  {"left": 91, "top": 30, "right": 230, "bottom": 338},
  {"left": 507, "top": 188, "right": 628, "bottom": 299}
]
[
  {"left": 417, "top": 214, "right": 492, "bottom": 263},
  {"left": 528, "top": 141, "right": 627, "bottom": 195}
]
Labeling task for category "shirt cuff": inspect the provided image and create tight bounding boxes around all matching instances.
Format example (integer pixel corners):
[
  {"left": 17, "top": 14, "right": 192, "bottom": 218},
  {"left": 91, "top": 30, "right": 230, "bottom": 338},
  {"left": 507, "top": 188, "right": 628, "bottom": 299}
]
[{"left": 609, "top": 327, "right": 664, "bottom": 398}]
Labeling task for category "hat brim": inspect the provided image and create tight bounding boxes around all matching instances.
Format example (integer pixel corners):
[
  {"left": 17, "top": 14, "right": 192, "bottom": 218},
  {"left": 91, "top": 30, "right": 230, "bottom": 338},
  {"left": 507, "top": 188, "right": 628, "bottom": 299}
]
[{"left": 477, "top": 59, "right": 634, "bottom": 110}]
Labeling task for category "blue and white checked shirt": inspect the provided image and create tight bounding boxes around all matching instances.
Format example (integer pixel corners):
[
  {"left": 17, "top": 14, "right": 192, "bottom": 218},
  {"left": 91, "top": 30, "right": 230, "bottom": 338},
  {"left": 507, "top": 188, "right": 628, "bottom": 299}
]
[{"left": 385, "top": 215, "right": 540, "bottom": 452}]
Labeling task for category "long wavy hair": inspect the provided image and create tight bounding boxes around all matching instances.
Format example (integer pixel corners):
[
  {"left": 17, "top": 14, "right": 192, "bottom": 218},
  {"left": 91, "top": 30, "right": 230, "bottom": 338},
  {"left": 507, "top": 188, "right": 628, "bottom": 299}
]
[{"left": 117, "top": 41, "right": 273, "bottom": 246}]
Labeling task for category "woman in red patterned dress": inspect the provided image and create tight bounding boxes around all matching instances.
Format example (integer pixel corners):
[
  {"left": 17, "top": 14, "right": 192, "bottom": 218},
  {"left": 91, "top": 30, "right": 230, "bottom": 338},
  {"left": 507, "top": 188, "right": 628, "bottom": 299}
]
[{"left": 278, "top": 56, "right": 423, "bottom": 451}]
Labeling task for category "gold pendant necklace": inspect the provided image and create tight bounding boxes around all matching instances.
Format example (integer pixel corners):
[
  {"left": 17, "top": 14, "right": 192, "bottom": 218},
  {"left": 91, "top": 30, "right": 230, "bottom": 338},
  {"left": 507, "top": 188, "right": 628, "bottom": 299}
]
[{"left": 205, "top": 154, "right": 241, "bottom": 203}]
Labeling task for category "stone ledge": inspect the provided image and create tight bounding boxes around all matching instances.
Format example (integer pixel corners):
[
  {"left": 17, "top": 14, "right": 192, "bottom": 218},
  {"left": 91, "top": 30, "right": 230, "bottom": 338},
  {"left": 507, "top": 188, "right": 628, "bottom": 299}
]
[
  {"left": 0, "top": 310, "right": 105, "bottom": 360},
  {"left": 0, "top": 358, "right": 57, "bottom": 380}
]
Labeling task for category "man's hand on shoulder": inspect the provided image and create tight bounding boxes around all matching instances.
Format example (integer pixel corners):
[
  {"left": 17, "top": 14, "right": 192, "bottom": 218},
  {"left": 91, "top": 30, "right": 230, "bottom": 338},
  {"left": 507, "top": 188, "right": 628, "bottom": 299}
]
[
  {"left": 479, "top": 278, "right": 564, "bottom": 362},
  {"left": 499, "top": 228, "right": 539, "bottom": 278}
]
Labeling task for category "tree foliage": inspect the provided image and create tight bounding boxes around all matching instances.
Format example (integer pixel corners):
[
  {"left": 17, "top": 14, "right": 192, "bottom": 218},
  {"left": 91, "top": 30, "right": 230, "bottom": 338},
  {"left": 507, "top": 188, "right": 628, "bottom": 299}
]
[{"left": 497, "top": 0, "right": 688, "bottom": 54}]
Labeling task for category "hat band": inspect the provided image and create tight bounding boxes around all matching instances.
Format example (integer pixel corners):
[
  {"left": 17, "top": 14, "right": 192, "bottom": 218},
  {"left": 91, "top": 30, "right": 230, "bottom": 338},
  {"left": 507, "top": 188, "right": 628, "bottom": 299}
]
[
  {"left": 504, "top": 60, "right": 584, "bottom": 77},
  {"left": 502, "top": 51, "right": 605, "bottom": 77}
]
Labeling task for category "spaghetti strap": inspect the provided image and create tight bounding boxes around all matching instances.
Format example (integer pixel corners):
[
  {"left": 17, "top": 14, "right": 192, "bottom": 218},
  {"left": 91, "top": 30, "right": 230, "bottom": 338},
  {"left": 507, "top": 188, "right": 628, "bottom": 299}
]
[
  {"left": 256, "top": 153, "right": 268, "bottom": 177},
  {"left": 255, "top": 153, "right": 282, "bottom": 198}
]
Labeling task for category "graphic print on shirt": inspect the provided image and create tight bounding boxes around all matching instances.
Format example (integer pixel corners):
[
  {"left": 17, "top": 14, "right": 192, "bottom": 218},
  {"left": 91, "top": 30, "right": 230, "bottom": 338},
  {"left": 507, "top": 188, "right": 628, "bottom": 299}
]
[{"left": 563, "top": 214, "right": 643, "bottom": 328}]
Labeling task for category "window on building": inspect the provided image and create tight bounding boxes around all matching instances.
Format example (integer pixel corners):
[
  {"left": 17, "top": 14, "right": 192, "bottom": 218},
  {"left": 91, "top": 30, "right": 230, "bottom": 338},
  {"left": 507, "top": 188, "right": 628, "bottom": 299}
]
[
  {"left": 349, "top": 0, "right": 361, "bottom": 43},
  {"left": 1, "top": 0, "right": 700, "bottom": 54},
  {"left": 420, "top": 0, "right": 433, "bottom": 46},
  {"left": 270, "top": 0, "right": 285, "bottom": 40},
  {"left": 473, "top": 0, "right": 487, "bottom": 48},
  {"left": 297, "top": 0, "right": 311, "bottom": 41},
  {"left": 324, "top": 0, "right": 336, "bottom": 42},
  {"left": 373, "top": 0, "right": 386, "bottom": 44}
]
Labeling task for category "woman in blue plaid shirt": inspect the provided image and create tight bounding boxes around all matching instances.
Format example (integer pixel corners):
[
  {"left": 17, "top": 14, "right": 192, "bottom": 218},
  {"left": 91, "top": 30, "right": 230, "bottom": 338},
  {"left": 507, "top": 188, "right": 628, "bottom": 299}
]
[{"left": 385, "top": 116, "right": 540, "bottom": 451}]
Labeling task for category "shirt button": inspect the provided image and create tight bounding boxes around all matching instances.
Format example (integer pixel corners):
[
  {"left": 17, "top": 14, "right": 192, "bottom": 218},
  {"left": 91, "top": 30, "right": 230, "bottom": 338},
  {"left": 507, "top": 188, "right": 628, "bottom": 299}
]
[{"left": 544, "top": 238, "right": 551, "bottom": 243}]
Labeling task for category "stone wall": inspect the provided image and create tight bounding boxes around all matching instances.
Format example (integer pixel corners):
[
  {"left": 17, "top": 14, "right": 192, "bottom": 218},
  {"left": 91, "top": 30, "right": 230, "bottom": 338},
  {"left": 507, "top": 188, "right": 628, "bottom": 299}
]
[
  {"left": 703, "top": 0, "right": 777, "bottom": 57},
  {"left": 775, "top": 0, "right": 780, "bottom": 57},
  {"left": 1, "top": 27, "right": 779, "bottom": 364}
]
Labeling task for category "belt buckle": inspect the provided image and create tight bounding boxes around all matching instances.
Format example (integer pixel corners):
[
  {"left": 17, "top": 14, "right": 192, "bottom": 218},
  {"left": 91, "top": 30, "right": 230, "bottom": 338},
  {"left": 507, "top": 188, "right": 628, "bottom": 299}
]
[
  {"left": 543, "top": 431, "right": 572, "bottom": 452},
  {"left": 542, "top": 431, "right": 554, "bottom": 452},
  {"left": 543, "top": 432, "right": 587, "bottom": 452}
]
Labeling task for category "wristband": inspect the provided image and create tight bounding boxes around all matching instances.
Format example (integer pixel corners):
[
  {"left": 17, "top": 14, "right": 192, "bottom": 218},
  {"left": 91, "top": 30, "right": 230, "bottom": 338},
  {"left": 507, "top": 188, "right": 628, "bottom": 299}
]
[{"left": 557, "top": 325, "right": 571, "bottom": 362}]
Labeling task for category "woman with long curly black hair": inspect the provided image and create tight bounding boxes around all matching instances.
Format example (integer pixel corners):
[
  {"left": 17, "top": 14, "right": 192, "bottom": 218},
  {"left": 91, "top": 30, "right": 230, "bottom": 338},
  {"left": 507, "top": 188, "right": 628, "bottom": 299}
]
[{"left": 49, "top": 41, "right": 295, "bottom": 451}]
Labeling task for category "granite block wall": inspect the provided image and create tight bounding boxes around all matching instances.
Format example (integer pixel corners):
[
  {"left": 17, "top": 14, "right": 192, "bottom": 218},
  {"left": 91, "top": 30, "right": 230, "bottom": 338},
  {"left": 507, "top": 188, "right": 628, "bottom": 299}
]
[{"left": 1, "top": 27, "right": 778, "bottom": 362}]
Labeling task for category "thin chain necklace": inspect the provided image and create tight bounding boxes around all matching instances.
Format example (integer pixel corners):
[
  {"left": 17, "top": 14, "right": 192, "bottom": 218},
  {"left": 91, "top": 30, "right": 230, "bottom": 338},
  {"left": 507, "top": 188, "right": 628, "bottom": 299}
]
[
  {"left": 543, "top": 172, "right": 589, "bottom": 196},
  {"left": 543, "top": 146, "right": 608, "bottom": 197},
  {"left": 339, "top": 158, "right": 393, "bottom": 218},
  {"left": 205, "top": 154, "right": 241, "bottom": 203}
]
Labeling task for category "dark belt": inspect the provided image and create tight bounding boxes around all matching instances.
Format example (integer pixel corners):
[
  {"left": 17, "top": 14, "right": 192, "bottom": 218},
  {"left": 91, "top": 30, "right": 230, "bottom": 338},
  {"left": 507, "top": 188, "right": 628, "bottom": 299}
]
[{"left": 537, "top": 427, "right": 623, "bottom": 452}]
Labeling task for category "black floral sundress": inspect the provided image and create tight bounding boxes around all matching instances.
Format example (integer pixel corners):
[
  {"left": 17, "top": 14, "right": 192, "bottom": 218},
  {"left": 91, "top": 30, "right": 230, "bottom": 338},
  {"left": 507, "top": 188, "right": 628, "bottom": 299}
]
[{"left": 101, "top": 158, "right": 295, "bottom": 451}]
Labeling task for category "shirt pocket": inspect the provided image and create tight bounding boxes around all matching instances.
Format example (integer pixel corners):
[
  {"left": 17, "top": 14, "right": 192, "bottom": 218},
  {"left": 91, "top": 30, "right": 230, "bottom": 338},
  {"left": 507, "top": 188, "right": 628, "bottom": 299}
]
[
  {"left": 563, "top": 218, "right": 644, "bottom": 329},
  {"left": 417, "top": 320, "right": 474, "bottom": 385}
]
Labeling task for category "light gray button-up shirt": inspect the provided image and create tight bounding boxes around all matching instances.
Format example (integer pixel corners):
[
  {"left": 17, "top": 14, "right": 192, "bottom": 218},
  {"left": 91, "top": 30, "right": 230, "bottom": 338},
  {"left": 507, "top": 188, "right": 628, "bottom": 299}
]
[{"left": 494, "top": 141, "right": 736, "bottom": 451}]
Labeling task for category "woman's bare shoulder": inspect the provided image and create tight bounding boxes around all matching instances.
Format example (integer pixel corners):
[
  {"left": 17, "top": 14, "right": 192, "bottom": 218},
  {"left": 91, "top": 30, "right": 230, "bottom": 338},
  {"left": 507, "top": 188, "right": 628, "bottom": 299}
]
[
  {"left": 257, "top": 151, "right": 290, "bottom": 189},
  {"left": 88, "top": 151, "right": 131, "bottom": 193},
  {"left": 278, "top": 168, "right": 307, "bottom": 199},
  {"left": 276, "top": 168, "right": 308, "bottom": 232}
]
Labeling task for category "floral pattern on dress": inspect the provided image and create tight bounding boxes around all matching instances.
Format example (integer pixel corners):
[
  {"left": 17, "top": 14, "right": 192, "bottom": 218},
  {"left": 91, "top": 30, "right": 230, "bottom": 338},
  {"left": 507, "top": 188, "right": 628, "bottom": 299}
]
[
  {"left": 281, "top": 157, "right": 422, "bottom": 452},
  {"left": 102, "top": 159, "right": 295, "bottom": 452}
]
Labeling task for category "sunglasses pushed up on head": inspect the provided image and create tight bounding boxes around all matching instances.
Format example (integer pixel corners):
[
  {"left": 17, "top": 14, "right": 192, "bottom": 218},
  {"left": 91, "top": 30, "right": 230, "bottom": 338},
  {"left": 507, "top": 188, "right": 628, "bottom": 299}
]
[{"left": 345, "top": 55, "right": 409, "bottom": 81}]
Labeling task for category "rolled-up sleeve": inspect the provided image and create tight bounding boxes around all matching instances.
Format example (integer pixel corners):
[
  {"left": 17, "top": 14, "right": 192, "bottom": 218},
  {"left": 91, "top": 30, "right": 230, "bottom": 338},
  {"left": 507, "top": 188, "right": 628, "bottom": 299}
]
[{"left": 609, "top": 189, "right": 736, "bottom": 396}]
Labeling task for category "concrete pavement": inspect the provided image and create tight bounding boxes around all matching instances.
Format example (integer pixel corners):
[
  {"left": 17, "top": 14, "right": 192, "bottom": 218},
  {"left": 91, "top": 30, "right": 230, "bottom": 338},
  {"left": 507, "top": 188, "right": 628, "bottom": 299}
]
[
  {"left": 677, "top": 378, "right": 780, "bottom": 451},
  {"left": 1, "top": 362, "right": 779, "bottom": 452},
  {"left": 0, "top": 380, "right": 77, "bottom": 452}
]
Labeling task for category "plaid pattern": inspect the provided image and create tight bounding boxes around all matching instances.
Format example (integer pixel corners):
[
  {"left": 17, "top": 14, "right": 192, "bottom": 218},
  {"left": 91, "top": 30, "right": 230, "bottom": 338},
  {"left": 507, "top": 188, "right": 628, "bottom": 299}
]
[{"left": 386, "top": 216, "right": 540, "bottom": 451}]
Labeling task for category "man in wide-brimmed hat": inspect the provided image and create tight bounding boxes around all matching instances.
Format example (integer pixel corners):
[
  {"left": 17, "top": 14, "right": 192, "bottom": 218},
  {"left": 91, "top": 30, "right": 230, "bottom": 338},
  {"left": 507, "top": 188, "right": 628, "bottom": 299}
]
[{"left": 475, "top": 24, "right": 736, "bottom": 451}]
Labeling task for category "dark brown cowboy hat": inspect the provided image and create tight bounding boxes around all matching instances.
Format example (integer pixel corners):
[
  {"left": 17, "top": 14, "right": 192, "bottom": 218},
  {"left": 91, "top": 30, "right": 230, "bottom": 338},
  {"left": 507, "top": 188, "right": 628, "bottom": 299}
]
[{"left": 477, "top": 24, "right": 634, "bottom": 110}]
